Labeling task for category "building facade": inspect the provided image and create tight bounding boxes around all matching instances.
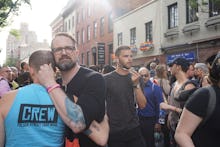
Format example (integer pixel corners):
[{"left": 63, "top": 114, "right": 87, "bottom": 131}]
[
  {"left": 51, "top": 0, "right": 151, "bottom": 67},
  {"left": 6, "top": 23, "right": 50, "bottom": 65},
  {"left": 113, "top": 0, "right": 220, "bottom": 67},
  {"left": 50, "top": 14, "right": 64, "bottom": 38},
  {"left": 114, "top": 0, "right": 164, "bottom": 66},
  {"left": 162, "top": 0, "right": 220, "bottom": 63}
]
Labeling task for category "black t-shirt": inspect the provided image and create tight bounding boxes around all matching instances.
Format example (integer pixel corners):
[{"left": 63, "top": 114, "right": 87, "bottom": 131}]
[
  {"left": 105, "top": 71, "right": 139, "bottom": 134},
  {"left": 58, "top": 67, "right": 105, "bottom": 147},
  {"left": 185, "top": 86, "right": 220, "bottom": 146}
]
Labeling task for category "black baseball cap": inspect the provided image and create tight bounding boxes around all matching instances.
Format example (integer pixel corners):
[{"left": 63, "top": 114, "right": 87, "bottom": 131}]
[{"left": 168, "top": 57, "right": 190, "bottom": 69}]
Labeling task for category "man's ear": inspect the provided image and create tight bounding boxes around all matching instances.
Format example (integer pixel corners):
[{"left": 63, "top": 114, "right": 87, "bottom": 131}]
[
  {"left": 29, "top": 67, "right": 34, "bottom": 74},
  {"left": 28, "top": 67, "right": 35, "bottom": 79}
]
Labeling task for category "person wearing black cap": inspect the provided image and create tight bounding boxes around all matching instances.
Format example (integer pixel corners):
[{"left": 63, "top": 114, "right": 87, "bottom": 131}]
[
  {"left": 167, "top": 57, "right": 196, "bottom": 146},
  {"left": 175, "top": 52, "right": 220, "bottom": 147}
]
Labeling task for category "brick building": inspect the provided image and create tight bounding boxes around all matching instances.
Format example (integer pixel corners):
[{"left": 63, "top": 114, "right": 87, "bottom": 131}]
[
  {"left": 75, "top": 0, "right": 151, "bottom": 66},
  {"left": 51, "top": 0, "right": 151, "bottom": 67}
]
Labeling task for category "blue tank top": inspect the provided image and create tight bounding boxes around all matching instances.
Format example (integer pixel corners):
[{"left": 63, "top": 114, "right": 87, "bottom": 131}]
[{"left": 4, "top": 84, "right": 65, "bottom": 147}]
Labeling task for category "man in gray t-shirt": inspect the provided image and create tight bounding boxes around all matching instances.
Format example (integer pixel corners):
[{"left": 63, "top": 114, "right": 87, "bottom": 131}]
[{"left": 105, "top": 45, "right": 146, "bottom": 147}]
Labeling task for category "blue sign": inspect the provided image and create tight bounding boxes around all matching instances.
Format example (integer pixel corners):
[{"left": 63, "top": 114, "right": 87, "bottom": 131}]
[{"left": 167, "top": 51, "right": 196, "bottom": 63}]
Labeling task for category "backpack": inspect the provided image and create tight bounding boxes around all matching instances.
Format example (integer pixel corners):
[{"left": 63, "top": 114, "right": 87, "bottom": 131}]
[
  {"left": 174, "top": 80, "right": 199, "bottom": 108},
  {"left": 175, "top": 80, "right": 216, "bottom": 126},
  {"left": 179, "top": 86, "right": 216, "bottom": 126}
]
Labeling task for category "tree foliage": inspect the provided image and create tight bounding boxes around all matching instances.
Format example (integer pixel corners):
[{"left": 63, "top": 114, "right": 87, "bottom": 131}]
[
  {"left": 190, "top": 0, "right": 220, "bottom": 7},
  {"left": 5, "top": 57, "right": 19, "bottom": 67},
  {"left": 0, "top": 0, "right": 31, "bottom": 28},
  {"left": 9, "top": 29, "right": 20, "bottom": 39},
  {"left": 189, "top": 0, "right": 220, "bottom": 14}
]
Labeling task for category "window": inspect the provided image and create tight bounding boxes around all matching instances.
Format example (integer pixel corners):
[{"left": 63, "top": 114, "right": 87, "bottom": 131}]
[
  {"left": 76, "top": 31, "right": 80, "bottom": 44},
  {"left": 93, "top": 21, "right": 97, "bottom": 38},
  {"left": 82, "top": 8, "right": 86, "bottom": 21},
  {"left": 117, "top": 32, "right": 123, "bottom": 46},
  {"left": 72, "top": 16, "right": 74, "bottom": 27},
  {"left": 87, "top": 25, "right": 91, "bottom": 41},
  {"left": 209, "top": 0, "right": 220, "bottom": 17},
  {"left": 186, "top": 0, "right": 198, "bottom": 23},
  {"left": 87, "top": 51, "right": 90, "bottom": 65},
  {"left": 145, "top": 21, "right": 152, "bottom": 42},
  {"left": 81, "top": 53, "right": 84, "bottom": 65},
  {"left": 87, "top": 3, "right": 91, "bottom": 17},
  {"left": 108, "top": 13, "right": 113, "bottom": 32},
  {"left": 64, "top": 22, "right": 67, "bottom": 32},
  {"left": 76, "top": 12, "right": 80, "bottom": 24},
  {"left": 100, "top": 17, "right": 104, "bottom": 36},
  {"left": 68, "top": 19, "right": 71, "bottom": 30},
  {"left": 130, "top": 27, "right": 136, "bottom": 45},
  {"left": 168, "top": 3, "right": 178, "bottom": 29},
  {"left": 82, "top": 29, "right": 85, "bottom": 43}
]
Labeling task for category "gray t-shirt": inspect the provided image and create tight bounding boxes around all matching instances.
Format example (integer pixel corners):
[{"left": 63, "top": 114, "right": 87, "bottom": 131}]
[{"left": 105, "top": 71, "right": 139, "bottom": 134}]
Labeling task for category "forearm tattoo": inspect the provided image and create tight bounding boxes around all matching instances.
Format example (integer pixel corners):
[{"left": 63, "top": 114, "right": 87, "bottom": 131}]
[
  {"left": 91, "top": 123, "right": 100, "bottom": 131},
  {"left": 83, "top": 122, "right": 100, "bottom": 136},
  {"left": 65, "top": 97, "right": 86, "bottom": 131}
]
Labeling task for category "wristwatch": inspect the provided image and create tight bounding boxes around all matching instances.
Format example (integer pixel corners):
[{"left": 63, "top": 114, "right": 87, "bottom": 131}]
[{"left": 133, "top": 84, "right": 140, "bottom": 89}]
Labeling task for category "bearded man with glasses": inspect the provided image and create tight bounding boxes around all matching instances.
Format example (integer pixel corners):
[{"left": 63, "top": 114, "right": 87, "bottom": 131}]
[{"left": 37, "top": 32, "right": 109, "bottom": 147}]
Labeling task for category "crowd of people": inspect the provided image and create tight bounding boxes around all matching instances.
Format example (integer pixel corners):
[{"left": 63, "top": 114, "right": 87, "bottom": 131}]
[
  {"left": 0, "top": 62, "right": 32, "bottom": 98},
  {"left": 0, "top": 32, "right": 220, "bottom": 147}
]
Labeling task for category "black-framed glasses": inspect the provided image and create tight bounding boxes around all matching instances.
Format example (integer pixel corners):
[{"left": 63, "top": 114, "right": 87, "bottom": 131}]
[
  {"left": 52, "top": 46, "right": 76, "bottom": 54},
  {"left": 141, "top": 74, "right": 149, "bottom": 78}
]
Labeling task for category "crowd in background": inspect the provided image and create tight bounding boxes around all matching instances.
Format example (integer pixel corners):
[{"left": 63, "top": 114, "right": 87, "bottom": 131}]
[
  {"left": 0, "top": 45, "right": 219, "bottom": 147},
  {"left": 0, "top": 62, "right": 117, "bottom": 99},
  {"left": 0, "top": 62, "right": 32, "bottom": 98},
  {"left": 83, "top": 53, "right": 215, "bottom": 147}
]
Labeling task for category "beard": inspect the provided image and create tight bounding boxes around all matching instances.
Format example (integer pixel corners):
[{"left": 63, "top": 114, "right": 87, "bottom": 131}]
[
  {"left": 118, "top": 61, "right": 132, "bottom": 70},
  {"left": 56, "top": 55, "right": 76, "bottom": 71},
  {"left": 122, "top": 65, "right": 130, "bottom": 70}
]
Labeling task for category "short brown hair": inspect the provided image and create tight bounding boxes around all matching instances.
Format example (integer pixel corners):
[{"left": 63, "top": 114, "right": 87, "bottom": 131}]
[
  {"left": 115, "top": 45, "right": 130, "bottom": 57},
  {"left": 29, "top": 50, "right": 56, "bottom": 72},
  {"left": 155, "top": 64, "right": 166, "bottom": 78},
  {"left": 51, "top": 32, "right": 77, "bottom": 49}
]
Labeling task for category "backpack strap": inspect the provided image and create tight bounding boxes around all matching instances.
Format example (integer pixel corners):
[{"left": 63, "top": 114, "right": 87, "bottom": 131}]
[
  {"left": 200, "top": 86, "right": 216, "bottom": 126},
  {"left": 181, "top": 80, "right": 198, "bottom": 91}
]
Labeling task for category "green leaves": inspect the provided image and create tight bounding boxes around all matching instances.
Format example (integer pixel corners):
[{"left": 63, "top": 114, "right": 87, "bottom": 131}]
[
  {"left": 10, "top": 29, "right": 20, "bottom": 39},
  {"left": 189, "top": 0, "right": 220, "bottom": 14},
  {"left": 0, "top": 0, "right": 31, "bottom": 28},
  {"left": 189, "top": 0, "right": 198, "bottom": 8}
]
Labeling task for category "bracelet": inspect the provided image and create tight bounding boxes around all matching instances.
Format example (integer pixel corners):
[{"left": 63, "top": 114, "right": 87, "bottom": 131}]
[
  {"left": 47, "top": 84, "right": 61, "bottom": 93},
  {"left": 174, "top": 107, "right": 181, "bottom": 113},
  {"left": 174, "top": 107, "right": 177, "bottom": 112}
]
